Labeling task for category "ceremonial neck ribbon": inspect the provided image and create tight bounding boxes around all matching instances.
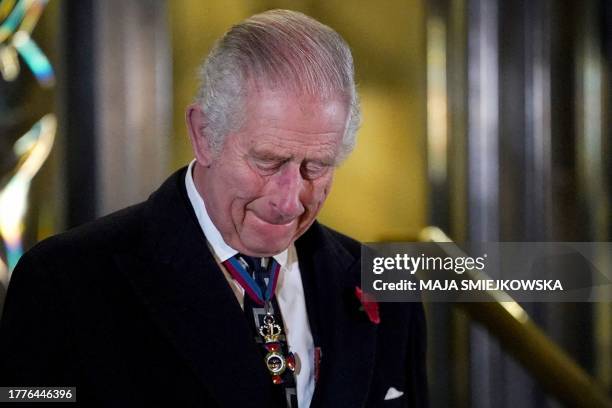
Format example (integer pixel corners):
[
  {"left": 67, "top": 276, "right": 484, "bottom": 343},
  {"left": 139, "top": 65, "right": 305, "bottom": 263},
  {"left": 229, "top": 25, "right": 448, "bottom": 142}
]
[{"left": 222, "top": 255, "right": 281, "bottom": 306}]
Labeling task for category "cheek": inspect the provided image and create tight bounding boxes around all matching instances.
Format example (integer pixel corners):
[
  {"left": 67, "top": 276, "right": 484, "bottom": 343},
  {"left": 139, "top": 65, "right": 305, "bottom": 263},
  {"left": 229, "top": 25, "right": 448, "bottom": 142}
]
[
  {"left": 227, "top": 170, "right": 266, "bottom": 210},
  {"left": 307, "top": 177, "right": 333, "bottom": 209},
  {"left": 222, "top": 161, "right": 264, "bottom": 194},
  {"left": 320, "top": 173, "right": 335, "bottom": 198},
  {"left": 322, "top": 181, "right": 332, "bottom": 199}
]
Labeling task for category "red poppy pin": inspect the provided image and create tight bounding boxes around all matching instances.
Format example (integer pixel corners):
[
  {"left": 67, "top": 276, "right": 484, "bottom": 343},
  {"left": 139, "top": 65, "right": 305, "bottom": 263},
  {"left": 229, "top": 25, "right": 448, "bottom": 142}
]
[{"left": 355, "top": 286, "right": 380, "bottom": 324}]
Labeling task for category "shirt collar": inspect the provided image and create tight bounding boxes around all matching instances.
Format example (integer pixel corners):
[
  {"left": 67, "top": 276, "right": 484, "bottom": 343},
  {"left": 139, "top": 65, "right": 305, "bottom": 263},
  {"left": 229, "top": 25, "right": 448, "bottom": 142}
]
[{"left": 184, "top": 160, "right": 289, "bottom": 267}]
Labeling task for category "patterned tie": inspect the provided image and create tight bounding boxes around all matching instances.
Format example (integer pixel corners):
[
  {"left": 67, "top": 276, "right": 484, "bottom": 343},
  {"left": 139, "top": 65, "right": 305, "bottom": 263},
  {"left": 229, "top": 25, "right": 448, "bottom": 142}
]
[{"left": 223, "top": 254, "right": 298, "bottom": 408}]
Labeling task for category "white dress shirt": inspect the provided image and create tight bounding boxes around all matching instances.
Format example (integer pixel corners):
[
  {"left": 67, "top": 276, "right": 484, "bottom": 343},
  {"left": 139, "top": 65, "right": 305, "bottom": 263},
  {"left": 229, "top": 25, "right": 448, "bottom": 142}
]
[{"left": 185, "top": 160, "right": 315, "bottom": 407}]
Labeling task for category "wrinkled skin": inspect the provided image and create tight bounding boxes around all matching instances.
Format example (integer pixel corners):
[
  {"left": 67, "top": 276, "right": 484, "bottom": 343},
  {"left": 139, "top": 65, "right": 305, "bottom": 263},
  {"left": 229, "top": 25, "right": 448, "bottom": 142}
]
[{"left": 186, "top": 89, "right": 349, "bottom": 257}]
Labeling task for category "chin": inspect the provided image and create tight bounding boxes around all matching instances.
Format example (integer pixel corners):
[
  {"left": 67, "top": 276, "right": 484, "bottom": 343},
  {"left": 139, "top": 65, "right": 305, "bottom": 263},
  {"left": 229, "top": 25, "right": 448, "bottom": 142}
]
[
  {"left": 241, "top": 234, "right": 295, "bottom": 256},
  {"left": 246, "top": 242, "right": 290, "bottom": 256},
  {"left": 239, "top": 223, "right": 299, "bottom": 253}
]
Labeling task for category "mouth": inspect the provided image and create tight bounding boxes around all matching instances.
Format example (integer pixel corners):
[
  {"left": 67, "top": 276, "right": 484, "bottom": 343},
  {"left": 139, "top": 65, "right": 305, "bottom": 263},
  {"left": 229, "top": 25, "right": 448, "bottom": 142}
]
[
  {"left": 247, "top": 210, "right": 299, "bottom": 228},
  {"left": 270, "top": 216, "right": 299, "bottom": 226}
]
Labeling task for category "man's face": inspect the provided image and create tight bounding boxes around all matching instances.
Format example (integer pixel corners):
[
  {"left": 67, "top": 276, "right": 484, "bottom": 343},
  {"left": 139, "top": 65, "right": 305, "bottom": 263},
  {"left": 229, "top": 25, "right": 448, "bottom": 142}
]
[{"left": 189, "top": 89, "right": 349, "bottom": 257}]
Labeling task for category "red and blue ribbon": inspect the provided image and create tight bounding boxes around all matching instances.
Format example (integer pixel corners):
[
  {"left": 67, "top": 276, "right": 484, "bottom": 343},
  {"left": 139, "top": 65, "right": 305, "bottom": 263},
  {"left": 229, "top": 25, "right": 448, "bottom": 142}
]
[{"left": 222, "top": 256, "right": 280, "bottom": 305}]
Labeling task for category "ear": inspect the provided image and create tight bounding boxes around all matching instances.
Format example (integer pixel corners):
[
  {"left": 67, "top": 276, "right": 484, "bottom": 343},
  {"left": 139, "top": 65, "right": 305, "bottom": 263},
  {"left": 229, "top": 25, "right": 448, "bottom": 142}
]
[{"left": 186, "top": 103, "right": 214, "bottom": 167}]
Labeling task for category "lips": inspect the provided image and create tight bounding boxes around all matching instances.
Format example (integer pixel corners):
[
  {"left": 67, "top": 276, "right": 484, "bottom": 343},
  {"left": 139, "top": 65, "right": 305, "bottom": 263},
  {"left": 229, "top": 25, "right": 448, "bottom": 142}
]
[
  {"left": 250, "top": 211, "right": 298, "bottom": 227},
  {"left": 245, "top": 204, "right": 303, "bottom": 225},
  {"left": 242, "top": 211, "right": 300, "bottom": 254},
  {"left": 264, "top": 216, "right": 298, "bottom": 226}
]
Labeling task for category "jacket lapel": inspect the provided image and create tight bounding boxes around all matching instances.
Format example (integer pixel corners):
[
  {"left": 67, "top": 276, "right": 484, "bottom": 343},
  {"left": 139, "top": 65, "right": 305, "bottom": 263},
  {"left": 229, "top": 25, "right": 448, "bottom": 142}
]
[
  {"left": 296, "top": 224, "right": 378, "bottom": 407},
  {"left": 113, "top": 168, "right": 273, "bottom": 407}
]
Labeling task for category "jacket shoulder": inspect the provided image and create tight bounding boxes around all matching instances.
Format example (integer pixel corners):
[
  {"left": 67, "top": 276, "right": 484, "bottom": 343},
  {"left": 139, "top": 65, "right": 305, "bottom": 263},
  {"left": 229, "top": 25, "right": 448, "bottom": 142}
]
[
  {"left": 296, "top": 222, "right": 362, "bottom": 276},
  {"left": 26, "top": 202, "right": 147, "bottom": 262},
  {"left": 316, "top": 223, "right": 361, "bottom": 259}
]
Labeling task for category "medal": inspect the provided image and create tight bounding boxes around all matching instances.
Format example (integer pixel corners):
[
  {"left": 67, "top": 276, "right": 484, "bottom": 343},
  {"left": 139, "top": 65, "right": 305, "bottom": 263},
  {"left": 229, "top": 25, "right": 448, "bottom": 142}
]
[
  {"left": 222, "top": 256, "right": 296, "bottom": 385},
  {"left": 259, "top": 305, "right": 296, "bottom": 384}
]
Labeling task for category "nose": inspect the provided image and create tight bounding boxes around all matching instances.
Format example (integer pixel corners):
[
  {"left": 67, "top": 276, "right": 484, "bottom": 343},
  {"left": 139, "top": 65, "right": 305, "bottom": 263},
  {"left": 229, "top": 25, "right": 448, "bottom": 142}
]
[{"left": 270, "top": 164, "right": 306, "bottom": 221}]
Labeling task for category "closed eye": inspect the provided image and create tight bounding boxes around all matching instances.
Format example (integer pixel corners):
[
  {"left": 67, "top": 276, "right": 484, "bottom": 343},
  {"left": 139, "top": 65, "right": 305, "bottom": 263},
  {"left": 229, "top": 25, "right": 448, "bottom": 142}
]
[
  {"left": 301, "top": 162, "right": 331, "bottom": 180},
  {"left": 254, "top": 158, "right": 284, "bottom": 174}
]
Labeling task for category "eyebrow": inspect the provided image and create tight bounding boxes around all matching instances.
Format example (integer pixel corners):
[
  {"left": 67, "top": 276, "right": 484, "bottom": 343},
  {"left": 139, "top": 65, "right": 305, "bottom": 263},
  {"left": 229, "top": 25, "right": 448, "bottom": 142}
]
[
  {"left": 250, "top": 149, "right": 291, "bottom": 162},
  {"left": 310, "top": 157, "right": 336, "bottom": 166},
  {"left": 250, "top": 148, "right": 337, "bottom": 166}
]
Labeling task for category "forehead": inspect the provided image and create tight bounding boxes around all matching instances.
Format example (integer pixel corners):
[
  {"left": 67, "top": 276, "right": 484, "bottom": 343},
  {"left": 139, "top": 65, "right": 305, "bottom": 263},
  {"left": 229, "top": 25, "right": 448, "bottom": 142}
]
[{"left": 234, "top": 89, "right": 349, "bottom": 156}]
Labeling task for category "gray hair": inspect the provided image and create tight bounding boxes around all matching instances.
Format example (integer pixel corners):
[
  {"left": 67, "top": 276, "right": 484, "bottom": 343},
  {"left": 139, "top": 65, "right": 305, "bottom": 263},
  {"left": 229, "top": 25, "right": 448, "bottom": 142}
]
[{"left": 196, "top": 9, "right": 361, "bottom": 161}]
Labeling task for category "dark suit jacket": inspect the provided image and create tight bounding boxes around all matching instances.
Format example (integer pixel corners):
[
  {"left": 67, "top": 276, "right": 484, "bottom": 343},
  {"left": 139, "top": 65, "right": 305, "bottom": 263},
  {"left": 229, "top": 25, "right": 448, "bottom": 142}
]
[{"left": 0, "top": 168, "right": 427, "bottom": 407}]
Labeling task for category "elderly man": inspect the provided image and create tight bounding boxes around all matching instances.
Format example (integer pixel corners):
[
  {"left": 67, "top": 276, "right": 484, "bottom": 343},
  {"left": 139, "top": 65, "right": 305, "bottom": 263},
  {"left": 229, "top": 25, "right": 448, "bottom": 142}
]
[{"left": 0, "top": 10, "right": 427, "bottom": 408}]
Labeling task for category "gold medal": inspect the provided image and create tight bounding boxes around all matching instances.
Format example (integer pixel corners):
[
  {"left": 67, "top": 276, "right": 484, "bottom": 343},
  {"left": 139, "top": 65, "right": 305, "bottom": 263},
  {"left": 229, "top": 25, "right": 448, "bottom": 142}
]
[{"left": 259, "top": 312, "right": 296, "bottom": 384}]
